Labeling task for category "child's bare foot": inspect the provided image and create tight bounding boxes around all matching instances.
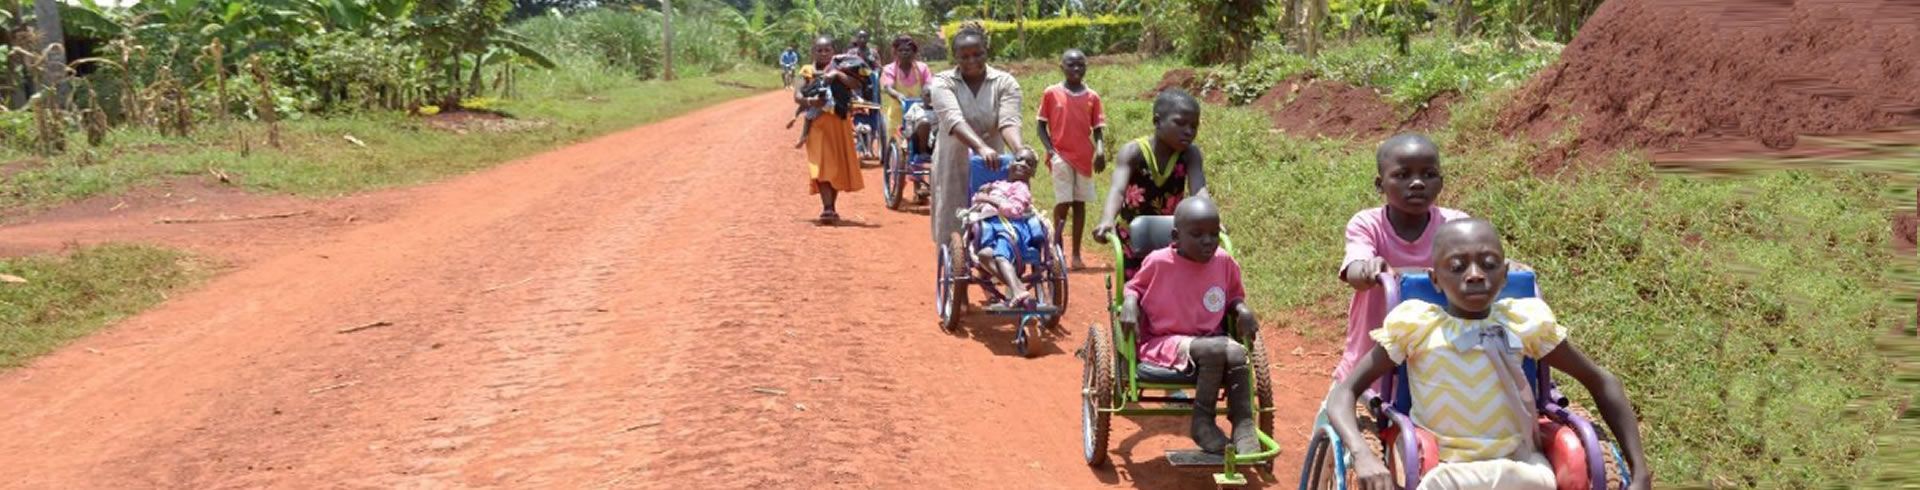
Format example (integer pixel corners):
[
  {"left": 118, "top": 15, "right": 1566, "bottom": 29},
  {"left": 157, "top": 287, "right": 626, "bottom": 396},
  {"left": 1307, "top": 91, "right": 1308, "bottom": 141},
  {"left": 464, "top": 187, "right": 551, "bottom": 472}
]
[{"left": 1071, "top": 257, "right": 1087, "bottom": 270}]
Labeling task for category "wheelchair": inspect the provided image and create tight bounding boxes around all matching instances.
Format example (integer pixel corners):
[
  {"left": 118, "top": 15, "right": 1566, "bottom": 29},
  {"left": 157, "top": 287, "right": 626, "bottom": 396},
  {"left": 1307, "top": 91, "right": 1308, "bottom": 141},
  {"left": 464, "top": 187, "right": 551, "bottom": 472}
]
[
  {"left": 881, "top": 97, "right": 933, "bottom": 210},
  {"left": 934, "top": 154, "right": 1070, "bottom": 357},
  {"left": 1078, "top": 215, "right": 1279, "bottom": 486},
  {"left": 852, "top": 72, "right": 886, "bottom": 163},
  {"left": 1295, "top": 270, "right": 1631, "bottom": 490}
]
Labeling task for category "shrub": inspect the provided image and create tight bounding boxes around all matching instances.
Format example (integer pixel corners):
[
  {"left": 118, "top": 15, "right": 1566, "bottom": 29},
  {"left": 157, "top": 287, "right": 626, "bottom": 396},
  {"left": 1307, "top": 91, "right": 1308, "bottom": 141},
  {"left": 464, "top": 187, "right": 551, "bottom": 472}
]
[{"left": 939, "top": 16, "right": 1141, "bottom": 60}]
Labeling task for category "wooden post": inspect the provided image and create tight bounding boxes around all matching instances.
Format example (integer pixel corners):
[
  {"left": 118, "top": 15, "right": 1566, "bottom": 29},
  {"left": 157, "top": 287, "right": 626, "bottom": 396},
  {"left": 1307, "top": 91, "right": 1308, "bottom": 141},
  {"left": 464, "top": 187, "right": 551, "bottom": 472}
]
[
  {"left": 662, "top": 0, "right": 676, "bottom": 81},
  {"left": 1016, "top": 0, "right": 1027, "bottom": 58},
  {"left": 32, "top": 0, "right": 68, "bottom": 106}
]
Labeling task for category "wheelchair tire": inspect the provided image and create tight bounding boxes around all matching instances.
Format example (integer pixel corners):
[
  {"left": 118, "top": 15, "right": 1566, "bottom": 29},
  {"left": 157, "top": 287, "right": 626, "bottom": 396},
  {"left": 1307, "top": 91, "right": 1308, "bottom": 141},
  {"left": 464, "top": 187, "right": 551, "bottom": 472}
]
[
  {"left": 937, "top": 242, "right": 960, "bottom": 333},
  {"left": 1044, "top": 241, "right": 1070, "bottom": 331},
  {"left": 1601, "top": 440, "right": 1626, "bottom": 490},
  {"left": 1249, "top": 328, "right": 1276, "bottom": 440},
  {"left": 1303, "top": 432, "right": 1344, "bottom": 490},
  {"left": 1081, "top": 323, "right": 1116, "bottom": 466},
  {"left": 883, "top": 144, "right": 904, "bottom": 210}
]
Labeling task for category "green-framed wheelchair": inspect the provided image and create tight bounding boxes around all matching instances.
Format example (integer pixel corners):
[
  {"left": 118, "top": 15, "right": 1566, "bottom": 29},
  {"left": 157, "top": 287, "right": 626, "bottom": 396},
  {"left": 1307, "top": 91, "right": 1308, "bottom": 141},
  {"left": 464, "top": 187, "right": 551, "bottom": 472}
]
[{"left": 1077, "top": 215, "right": 1281, "bottom": 486}]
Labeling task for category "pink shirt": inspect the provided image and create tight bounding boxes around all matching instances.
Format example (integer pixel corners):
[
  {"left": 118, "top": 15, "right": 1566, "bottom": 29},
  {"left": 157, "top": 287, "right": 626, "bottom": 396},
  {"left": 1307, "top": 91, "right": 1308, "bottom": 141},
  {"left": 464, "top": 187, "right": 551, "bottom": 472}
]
[
  {"left": 1126, "top": 247, "right": 1247, "bottom": 369},
  {"left": 881, "top": 61, "right": 932, "bottom": 90},
  {"left": 1333, "top": 206, "right": 1471, "bottom": 381},
  {"left": 974, "top": 180, "right": 1033, "bottom": 219}
]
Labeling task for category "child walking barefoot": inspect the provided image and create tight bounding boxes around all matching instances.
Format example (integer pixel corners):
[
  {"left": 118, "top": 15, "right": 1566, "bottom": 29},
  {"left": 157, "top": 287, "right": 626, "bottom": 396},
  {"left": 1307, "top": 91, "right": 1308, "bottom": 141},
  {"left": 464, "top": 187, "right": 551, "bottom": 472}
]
[{"left": 1036, "top": 49, "right": 1108, "bottom": 270}]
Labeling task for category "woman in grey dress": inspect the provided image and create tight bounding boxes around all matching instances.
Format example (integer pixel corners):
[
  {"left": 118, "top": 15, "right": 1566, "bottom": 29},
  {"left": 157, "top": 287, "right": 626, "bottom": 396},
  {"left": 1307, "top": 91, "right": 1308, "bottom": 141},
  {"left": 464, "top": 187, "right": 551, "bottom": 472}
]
[{"left": 926, "top": 23, "right": 1038, "bottom": 256}]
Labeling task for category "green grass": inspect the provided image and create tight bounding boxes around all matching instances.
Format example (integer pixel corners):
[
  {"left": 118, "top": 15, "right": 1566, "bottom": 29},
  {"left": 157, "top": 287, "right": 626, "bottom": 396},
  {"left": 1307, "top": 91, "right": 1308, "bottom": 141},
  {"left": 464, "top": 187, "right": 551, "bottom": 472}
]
[
  {"left": 0, "top": 244, "right": 208, "bottom": 368},
  {"left": 0, "top": 69, "right": 781, "bottom": 213},
  {"left": 1008, "top": 52, "right": 1903, "bottom": 487},
  {"left": 1214, "top": 35, "right": 1558, "bottom": 107}
]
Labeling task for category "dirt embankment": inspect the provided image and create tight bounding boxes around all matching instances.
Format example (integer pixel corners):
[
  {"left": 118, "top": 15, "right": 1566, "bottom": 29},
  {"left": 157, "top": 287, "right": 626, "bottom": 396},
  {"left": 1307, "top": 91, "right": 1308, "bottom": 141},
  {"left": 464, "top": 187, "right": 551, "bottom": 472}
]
[{"left": 1497, "top": 0, "right": 1920, "bottom": 173}]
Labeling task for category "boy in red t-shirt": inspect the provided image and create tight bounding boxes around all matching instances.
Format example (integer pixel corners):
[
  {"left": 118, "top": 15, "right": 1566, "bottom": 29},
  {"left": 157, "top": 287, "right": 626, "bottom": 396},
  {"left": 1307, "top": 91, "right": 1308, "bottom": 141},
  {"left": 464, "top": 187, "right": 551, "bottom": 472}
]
[{"left": 1036, "top": 49, "right": 1108, "bottom": 270}]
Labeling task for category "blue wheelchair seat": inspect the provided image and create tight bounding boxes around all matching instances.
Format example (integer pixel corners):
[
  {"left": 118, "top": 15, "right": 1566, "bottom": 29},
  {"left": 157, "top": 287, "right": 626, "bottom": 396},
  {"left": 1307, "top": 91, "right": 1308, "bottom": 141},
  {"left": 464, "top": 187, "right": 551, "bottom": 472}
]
[{"left": 1386, "top": 271, "right": 1541, "bottom": 415}]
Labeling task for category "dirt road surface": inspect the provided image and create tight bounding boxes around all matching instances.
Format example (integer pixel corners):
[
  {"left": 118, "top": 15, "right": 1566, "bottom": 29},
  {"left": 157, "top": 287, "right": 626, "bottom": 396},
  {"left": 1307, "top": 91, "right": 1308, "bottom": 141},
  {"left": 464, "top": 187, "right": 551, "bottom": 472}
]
[{"left": 0, "top": 91, "right": 1337, "bottom": 489}]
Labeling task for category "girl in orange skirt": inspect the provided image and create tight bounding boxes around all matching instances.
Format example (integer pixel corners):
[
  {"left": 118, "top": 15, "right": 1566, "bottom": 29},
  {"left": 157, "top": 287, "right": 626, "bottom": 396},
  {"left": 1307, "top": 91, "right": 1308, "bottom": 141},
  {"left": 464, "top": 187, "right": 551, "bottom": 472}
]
[{"left": 795, "top": 35, "right": 867, "bottom": 224}]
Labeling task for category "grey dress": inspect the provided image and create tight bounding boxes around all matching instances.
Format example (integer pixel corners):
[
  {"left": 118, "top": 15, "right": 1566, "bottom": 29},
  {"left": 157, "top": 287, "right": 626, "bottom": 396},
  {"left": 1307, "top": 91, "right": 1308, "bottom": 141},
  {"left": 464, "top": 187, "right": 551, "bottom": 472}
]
[{"left": 925, "top": 66, "right": 1024, "bottom": 245}]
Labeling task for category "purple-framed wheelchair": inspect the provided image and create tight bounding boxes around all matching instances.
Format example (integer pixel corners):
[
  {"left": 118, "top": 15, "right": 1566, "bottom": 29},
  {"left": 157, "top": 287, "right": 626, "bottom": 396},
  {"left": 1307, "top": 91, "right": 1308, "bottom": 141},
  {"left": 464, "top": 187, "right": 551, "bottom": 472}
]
[{"left": 1296, "top": 270, "right": 1631, "bottom": 490}]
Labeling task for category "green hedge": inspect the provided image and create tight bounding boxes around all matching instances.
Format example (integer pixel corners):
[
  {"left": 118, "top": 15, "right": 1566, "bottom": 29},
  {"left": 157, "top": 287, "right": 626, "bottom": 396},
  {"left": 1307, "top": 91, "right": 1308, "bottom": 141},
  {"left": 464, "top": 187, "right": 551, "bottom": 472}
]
[{"left": 939, "top": 16, "right": 1141, "bottom": 60}]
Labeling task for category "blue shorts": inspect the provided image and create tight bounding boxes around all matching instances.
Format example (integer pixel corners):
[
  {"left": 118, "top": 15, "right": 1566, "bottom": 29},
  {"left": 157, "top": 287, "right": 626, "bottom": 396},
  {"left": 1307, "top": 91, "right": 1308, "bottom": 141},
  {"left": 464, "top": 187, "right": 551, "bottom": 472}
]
[{"left": 978, "top": 215, "right": 1048, "bottom": 265}]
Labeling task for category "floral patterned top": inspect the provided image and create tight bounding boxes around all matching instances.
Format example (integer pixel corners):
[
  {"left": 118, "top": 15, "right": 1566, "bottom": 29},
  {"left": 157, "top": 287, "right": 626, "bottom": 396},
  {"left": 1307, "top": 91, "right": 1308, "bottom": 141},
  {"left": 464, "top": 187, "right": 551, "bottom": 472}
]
[{"left": 1119, "top": 135, "right": 1190, "bottom": 274}]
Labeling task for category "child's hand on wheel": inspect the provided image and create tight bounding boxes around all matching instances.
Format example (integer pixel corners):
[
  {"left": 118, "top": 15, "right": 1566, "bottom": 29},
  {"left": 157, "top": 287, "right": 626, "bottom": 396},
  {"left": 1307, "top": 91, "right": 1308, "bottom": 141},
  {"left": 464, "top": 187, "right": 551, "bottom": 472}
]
[{"left": 1352, "top": 455, "right": 1393, "bottom": 490}]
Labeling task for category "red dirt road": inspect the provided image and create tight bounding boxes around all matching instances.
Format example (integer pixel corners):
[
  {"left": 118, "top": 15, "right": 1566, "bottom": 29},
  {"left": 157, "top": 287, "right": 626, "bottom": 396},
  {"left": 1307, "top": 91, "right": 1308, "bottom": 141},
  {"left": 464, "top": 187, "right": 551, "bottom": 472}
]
[{"left": 0, "top": 91, "right": 1335, "bottom": 489}]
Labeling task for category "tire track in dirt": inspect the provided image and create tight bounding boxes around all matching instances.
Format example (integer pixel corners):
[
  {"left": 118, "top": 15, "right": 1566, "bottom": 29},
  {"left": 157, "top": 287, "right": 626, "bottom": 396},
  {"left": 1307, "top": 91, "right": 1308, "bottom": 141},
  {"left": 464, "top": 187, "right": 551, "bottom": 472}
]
[{"left": 0, "top": 90, "right": 1339, "bottom": 489}]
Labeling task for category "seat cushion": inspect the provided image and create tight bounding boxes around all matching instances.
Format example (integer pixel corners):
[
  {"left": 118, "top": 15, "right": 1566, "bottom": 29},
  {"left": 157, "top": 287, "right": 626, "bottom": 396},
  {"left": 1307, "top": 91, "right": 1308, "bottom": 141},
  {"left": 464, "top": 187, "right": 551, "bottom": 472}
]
[{"left": 1137, "top": 362, "right": 1198, "bottom": 384}]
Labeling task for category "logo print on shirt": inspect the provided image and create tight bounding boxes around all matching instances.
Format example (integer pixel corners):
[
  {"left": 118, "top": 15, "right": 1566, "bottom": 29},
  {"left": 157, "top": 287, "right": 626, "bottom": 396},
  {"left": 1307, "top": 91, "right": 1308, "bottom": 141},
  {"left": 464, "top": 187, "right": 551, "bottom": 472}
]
[{"left": 1204, "top": 286, "right": 1226, "bottom": 313}]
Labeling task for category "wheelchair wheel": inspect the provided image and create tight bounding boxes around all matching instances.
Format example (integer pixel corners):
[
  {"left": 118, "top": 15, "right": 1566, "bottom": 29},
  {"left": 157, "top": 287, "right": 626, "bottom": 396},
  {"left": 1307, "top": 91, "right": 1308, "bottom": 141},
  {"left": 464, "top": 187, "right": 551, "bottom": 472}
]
[
  {"left": 883, "top": 144, "right": 904, "bottom": 210},
  {"left": 936, "top": 242, "right": 961, "bottom": 333},
  {"left": 1249, "top": 328, "right": 1276, "bottom": 438},
  {"left": 1302, "top": 432, "right": 1345, "bottom": 490},
  {"left": 1015, "top": 315, "right": 1041, "bottom": 358},
  {"left": 1044, "top": 241, "right": 1070, "bottom": 330},
  {"left": 1601, "top": 440, "right": 1627, "bottom": 490},
  {"left": 1081, "top": 323, "right": 1116, "bottom": 466}
]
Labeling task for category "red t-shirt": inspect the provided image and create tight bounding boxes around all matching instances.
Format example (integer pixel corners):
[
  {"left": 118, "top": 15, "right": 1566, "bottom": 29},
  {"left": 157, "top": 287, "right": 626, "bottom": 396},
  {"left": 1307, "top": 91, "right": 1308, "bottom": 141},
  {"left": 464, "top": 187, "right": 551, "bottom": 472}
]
[{"left": 1036, "top": 84, "right": 1107, "bottom": 176}]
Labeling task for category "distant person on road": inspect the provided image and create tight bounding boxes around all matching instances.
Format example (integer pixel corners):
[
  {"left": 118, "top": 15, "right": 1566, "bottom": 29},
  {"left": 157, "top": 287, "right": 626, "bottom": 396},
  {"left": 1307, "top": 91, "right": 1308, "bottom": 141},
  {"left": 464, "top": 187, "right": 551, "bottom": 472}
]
[
  {"left": 881, "top": 34, "right": 932, "bottom": 143},
  {"left": 793, "top": 35, "right": 866, "bottom": 224},
  {"left": 927, "top": 22, "right": 1037, "bottom": 271},
  {"left": 779, "top": 45, "right": 800, "bottom": 85},
  {"left": 1035, "top": 48, "right": 1108, "bottom": 270}
]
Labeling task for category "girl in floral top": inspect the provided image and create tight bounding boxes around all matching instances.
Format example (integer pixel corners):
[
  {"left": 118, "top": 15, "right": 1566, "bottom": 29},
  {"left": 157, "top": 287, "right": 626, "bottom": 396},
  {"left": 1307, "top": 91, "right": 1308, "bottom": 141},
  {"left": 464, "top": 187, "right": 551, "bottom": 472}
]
[{"left": 1092, "top": 88, "right": 1211, "bottom": 277}]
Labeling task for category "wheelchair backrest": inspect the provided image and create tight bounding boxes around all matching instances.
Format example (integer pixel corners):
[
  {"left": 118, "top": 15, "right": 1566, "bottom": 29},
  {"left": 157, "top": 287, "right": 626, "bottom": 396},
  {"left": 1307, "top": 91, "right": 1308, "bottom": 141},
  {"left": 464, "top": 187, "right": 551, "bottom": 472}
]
[
  {"left": 967, "top": 155, "right": 1016, "bottom": 195},
  {"left": 1387, "top": 271, "right": 1544, "bottom": 415},
  {"left": 1126, "top": 215, "right": 1178, "bottom": 258}
]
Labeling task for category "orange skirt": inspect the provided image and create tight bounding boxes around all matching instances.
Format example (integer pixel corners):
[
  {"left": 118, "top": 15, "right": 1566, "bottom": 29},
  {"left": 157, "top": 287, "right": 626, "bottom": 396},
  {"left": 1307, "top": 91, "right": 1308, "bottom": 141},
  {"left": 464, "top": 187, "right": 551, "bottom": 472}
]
[{"left": 805, "top": 112, "right": 865, "bottom": 194}]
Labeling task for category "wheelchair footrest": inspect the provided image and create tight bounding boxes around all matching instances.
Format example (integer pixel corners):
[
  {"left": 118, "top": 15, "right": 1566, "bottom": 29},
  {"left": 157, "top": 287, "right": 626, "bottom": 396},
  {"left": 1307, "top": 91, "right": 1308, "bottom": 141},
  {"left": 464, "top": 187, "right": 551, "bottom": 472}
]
[
  {"left": 1165, "top": 450, "right": 1269, "bottom": 467},
  {"left": 981, "top": 304, "right": 1061, "bottom": 315}
]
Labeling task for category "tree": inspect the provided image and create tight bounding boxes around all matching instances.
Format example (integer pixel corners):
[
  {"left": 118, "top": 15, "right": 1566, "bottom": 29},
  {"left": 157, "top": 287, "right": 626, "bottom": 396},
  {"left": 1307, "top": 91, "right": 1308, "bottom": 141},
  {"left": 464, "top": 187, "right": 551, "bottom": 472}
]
[
  {"left": 661, "top": 0, "right": 674, "bottom": 80},
  {"left": 32, "top": 0, "right": 68, "bottom": 105}
]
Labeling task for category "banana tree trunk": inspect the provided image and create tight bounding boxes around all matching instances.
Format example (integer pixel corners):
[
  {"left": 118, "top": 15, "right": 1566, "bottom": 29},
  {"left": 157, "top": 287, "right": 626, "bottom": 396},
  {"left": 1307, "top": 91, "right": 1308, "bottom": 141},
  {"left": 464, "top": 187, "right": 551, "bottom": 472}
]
[
  {"left": 468, "top": 53, "right": 485, "bottom": 97},
  {"left": 33, "top": 0, "right": 68, "bottom": 107},
  {"left": 663, "top": 0, "right": 676, "bottom": 81}
]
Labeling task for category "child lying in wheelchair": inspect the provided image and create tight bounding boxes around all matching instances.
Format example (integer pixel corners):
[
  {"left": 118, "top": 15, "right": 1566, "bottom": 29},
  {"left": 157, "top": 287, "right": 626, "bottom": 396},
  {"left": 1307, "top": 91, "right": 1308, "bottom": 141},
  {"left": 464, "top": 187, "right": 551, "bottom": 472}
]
[
  {"left": 1120, "top": 197, "right": 1262, "bottom": 455},
  {"left": 961, "top": 159, "right": 1050, "bottom": 308},
  {"left": 1323, "top": 218, "right": 1652, "bottom": 490}
]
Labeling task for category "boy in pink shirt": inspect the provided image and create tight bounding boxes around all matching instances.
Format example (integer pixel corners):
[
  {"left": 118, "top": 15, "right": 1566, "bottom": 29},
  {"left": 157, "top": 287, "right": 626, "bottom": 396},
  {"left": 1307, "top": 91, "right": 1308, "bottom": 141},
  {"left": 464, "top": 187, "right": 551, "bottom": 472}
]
[
  {"left": 1035, "top": 49, "right": 1108, "bottom": 270},
  {"left": 1334, "top": 134, "right": 1471, "bottom": 384},
  {"left": 965, "top": 160, "right": 1050, "bottom": 307},
  {"left": 1332, "top": 134, "right": 1534, "bottom": 388},
  {"left": 1123, "top": 197, "right": 1261, "bottom": 455}
]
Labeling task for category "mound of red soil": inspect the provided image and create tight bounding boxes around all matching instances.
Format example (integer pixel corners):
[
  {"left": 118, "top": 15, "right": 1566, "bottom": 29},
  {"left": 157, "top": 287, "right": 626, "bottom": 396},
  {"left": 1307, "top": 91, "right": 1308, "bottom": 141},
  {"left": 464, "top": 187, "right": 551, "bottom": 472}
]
[
  {"left": 1499, "top": 0, "right": 1920, "bottom": 174},
  {"left": 1257, "top": 77, "right": 1400, "bottom": 141},
  {"left": 1144, "top": 68, "right": 1228, "bottom": 104},
  {"left": 1399, "top": 91, "right": 1461, "bottom": 133}
]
